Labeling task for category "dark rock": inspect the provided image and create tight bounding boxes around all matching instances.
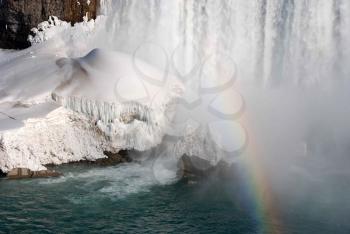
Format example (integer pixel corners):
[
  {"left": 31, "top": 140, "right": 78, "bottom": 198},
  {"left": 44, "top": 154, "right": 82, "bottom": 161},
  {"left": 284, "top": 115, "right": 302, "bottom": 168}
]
[
  {"left": 6, "top": 167, "right": 61, "bottom": 179},
  {"left": 0, "top": 0, "right": 98, "bottom": 49},
  {"left": 96, "top": 150, "right": 132, "bottom": 166},
  {"left": 80, "top": 150, "right": 131, "bottom": 166},
  {"left": 46, "top": 150, "right": 132, "bottom": 168},
  {"left": 0, "top": 169, "right": 6, "bottom": 177},
  {"left": 178, "top": 155, "right": 234, "bottom": 180},
  {"left": 179, "top": 155, "right": 212, "bottom": 178}
]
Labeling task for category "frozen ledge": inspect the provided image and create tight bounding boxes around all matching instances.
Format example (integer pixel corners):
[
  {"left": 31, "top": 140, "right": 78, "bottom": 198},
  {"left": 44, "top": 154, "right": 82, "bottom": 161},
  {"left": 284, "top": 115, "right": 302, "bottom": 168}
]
[
  {"left": 0, "top": 107, "right": 114, "bottom": 173},
  {"left": 0, "top": 96, "right": 168, "bottom": 173}
]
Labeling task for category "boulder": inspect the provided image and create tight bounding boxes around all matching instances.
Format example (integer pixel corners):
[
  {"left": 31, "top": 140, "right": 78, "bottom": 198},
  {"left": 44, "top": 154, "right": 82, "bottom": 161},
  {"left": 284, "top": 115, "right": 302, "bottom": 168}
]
[
  {"left": 0, "top": 0, "right": 98, "bottom": 49},
  {"left": 178, "top": 155, "right": 234, "bottom": 180},
  {"left": 94, "top": 150, "right": 132, "bottom": 166},
  {"left": 0, "top": 169, "right": 6, "bottom": 177},
  {"left": 85, "top": 151, "right": 131, "bottom": 167},
  {"left": 179, "top": 155, "right": 212, "bottom": 178}
]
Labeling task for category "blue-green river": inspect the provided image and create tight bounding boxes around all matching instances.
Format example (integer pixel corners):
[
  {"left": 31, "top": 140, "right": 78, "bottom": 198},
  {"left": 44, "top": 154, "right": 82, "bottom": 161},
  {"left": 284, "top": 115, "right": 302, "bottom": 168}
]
[{"left": 0, "top": 162, "right": 349, "bottom": 234}]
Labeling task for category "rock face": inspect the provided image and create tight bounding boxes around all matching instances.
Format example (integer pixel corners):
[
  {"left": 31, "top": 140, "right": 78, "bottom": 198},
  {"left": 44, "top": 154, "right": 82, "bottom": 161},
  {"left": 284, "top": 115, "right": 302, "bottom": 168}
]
[
  {"left": 0, "top": 0, "right": 98, "bottom": 49},
  {"left": 6, "top": 168, "right": 61, "bottom": 179}
]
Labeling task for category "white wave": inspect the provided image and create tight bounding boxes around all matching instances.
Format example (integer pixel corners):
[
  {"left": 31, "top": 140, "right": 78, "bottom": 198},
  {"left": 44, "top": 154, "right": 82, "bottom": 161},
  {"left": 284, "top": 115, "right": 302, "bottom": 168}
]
[{"left": 40, "top": 163, "right": 160, "bottom": 199}]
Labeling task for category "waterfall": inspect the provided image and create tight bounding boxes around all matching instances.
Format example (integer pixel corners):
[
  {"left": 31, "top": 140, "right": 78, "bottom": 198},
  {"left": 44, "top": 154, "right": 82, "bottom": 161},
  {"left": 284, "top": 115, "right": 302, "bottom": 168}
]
[
  {"left": 96, "top": 0, "right": 350, "bottom": 86},
  {"left": 7, "top": 0, "right": 348, "bottom": 171}
]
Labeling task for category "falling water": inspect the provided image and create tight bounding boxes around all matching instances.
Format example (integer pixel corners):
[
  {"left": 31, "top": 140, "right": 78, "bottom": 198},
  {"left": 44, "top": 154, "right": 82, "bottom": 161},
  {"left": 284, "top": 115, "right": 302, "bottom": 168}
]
[
  {"left": 73, "top": 0, "right": 350, "bottom": 171},
  {"left": 18, "top": 0, "right": 350, "bottom": 166},
  {"left": 95, "top": 0, "right": 350, "bottom": 86}
]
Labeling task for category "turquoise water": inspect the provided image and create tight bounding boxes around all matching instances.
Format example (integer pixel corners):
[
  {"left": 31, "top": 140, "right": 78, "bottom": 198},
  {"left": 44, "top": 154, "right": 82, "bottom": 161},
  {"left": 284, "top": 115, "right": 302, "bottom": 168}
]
[{"left": 0, "top": 163, "right": 349, "bottom": 234}]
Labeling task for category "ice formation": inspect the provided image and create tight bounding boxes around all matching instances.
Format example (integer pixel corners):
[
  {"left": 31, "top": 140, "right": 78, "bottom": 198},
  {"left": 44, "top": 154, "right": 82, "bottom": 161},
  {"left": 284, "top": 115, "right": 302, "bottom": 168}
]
[
  {"left": 0, "top": 107, "right": 111, "bottom": 172},
  {"left": 0, "top": 46, "right": 183, "bottom": 172}
]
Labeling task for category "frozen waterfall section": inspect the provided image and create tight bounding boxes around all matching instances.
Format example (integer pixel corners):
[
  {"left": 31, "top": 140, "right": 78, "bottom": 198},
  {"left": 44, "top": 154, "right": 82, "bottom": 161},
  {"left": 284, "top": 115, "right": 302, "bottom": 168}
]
[{"left": 0, "top": 49, "right": 184, "bottom": 173}]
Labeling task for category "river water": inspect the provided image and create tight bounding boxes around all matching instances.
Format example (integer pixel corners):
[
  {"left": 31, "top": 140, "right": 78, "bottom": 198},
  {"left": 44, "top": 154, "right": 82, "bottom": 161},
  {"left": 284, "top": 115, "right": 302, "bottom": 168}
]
[{"left": 0, "top": 162, "right": 349, "bottom": 233}]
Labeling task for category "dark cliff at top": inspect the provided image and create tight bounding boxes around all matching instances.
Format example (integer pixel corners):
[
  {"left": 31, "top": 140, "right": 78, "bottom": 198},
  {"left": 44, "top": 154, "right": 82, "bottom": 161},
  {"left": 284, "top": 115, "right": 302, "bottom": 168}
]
[{"left": 0, "top": 0, "right": 98, "bottom": 49}]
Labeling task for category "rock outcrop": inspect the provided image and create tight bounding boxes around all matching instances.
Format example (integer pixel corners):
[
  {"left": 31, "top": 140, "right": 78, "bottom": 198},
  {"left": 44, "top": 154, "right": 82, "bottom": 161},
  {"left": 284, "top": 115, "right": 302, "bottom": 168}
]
[
  {"left": 99, "top": 150, "right": 132, "bottom": 166},
  {"left": 6, "top": 168, "right": 61, "bottom": 179},
  {"left": 0, "top": 0, "right": 98, "bottom": 49},
  {"left": 0, "top": 151, "right": 130, "bottom": 180},
  {"left": 74, "top": 150, "right": 132, "bottom": 167},
  {"left": 45, "top": 150, "right": 132, "bottom": 169},
  {"left": 179, "top": 155, "right": 234, "bottom": 180}
]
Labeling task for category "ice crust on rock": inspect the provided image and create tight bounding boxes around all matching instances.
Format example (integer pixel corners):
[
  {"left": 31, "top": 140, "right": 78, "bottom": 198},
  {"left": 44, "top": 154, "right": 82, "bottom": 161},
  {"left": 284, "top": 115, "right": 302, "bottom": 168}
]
[
  {"left": 52, "top": 94, "right": 169, "bottom": 152},
  {"left": 0, "top": 107, "right": 111, "bottom": 172},
  {"left": 0, "top": 46, "right": 183, "bottom": 172}
]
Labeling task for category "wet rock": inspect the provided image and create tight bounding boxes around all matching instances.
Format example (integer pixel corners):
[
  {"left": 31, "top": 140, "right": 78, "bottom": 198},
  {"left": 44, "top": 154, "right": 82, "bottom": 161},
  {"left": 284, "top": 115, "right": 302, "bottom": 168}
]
[
  {"left": 47, "top": 150, "right": 132, "bottom": 168},
  {"left": 0, "top": 0, "right": 98, "bottom": 49},
  {"left": 82, "top": 150, "right": 132, "bottom": 166},
  {"left": 96, "top": 150, "right": 132, "bottom": 166},
  {"left": 179, "top": 155, "right": 234, "bottom": 180},
  {"left": 179, "top": 155, "right": 212, "bottom": 178},
  {"left": 6, "top": 168, "right": 61, "bottom": 179}
]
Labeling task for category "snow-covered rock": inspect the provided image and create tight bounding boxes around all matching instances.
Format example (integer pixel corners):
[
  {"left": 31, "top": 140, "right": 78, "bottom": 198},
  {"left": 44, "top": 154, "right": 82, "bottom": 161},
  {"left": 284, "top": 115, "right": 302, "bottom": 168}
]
[
  {"left": 0, "top": 107, "right": 110, "bottom": 172},
  {"left": 0, "top": 48, "right": 183, "bottom": 172}
]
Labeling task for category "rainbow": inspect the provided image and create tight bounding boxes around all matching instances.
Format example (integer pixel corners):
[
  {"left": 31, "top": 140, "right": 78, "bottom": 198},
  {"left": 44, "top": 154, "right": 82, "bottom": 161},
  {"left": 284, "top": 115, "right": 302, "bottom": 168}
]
[
  {"left": 238, "top": 116, "right": 283, "bottom": 234},
  {"left": 198, "top": 57, "right": 284, "bottom": 232}
]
